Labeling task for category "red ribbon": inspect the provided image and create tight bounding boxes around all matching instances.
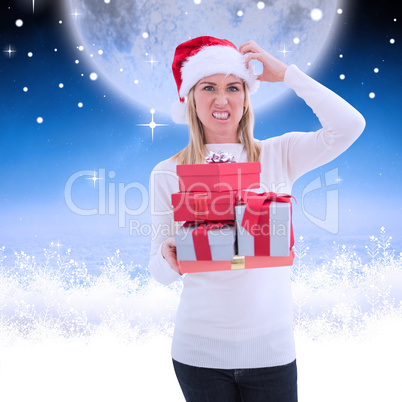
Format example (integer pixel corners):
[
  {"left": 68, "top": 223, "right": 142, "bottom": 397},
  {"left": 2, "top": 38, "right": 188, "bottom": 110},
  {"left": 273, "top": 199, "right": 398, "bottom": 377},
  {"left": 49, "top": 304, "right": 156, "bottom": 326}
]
[
  {"left": 194, "top": 193, "right": 209, "bottom": 221},
  {"left": 183, "top": 221, "right": 234, "bottom": 261},
  {"left": 238, "top": 192, "right": 295, "bottom": 256}
]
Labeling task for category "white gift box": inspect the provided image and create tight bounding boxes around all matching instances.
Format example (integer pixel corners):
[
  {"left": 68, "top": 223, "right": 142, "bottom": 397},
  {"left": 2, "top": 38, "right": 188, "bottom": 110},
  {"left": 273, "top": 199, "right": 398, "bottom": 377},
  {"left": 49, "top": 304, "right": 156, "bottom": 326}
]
[
  {"left": 235, "top": 202, "right": 291, "bottom": 257},
  {"left": 175, "top": 224, "right": 236, "bottom": 261}
]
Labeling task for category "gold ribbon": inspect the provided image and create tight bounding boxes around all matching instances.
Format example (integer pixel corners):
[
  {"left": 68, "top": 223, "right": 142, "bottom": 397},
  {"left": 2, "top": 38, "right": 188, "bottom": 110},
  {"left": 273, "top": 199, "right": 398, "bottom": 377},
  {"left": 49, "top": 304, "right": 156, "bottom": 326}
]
[{"left": 231, "top": 255, "right": 245, "bottom": 270}]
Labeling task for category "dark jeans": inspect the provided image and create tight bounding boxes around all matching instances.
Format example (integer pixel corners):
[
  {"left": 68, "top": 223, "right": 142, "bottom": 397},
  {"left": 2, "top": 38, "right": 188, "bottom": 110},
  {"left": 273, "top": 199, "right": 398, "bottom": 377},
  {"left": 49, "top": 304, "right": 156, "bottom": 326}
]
[{"left": 173, "top": 359, "right": 298, "bottom": 402}]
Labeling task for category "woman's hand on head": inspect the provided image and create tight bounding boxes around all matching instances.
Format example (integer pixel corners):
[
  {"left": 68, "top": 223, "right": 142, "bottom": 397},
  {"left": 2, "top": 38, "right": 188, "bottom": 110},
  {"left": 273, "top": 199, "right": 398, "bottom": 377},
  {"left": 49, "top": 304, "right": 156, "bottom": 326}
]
[
  {"left": 239, "top": 40, "right": 289, "bottom": 83},
  {"left": 161, "top": 237, "right": 180, "bottom": 274}
]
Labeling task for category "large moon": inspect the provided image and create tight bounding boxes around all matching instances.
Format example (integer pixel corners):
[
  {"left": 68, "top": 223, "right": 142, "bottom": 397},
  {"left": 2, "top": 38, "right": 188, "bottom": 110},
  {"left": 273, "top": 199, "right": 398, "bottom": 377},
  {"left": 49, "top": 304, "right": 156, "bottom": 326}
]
[{"left": 65, "top": 0, "right": 342, "bottom": 117}]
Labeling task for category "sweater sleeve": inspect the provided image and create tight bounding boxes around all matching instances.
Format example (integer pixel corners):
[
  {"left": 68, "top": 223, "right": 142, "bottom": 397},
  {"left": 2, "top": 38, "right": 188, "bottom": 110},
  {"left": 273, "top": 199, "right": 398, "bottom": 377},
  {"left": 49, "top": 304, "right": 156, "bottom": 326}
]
[
  {"left": 148, "top": 160, "right": 181, "bottom": 285},
  {"left": 282, "top": 65, "right": 366, "bottom": 182}
]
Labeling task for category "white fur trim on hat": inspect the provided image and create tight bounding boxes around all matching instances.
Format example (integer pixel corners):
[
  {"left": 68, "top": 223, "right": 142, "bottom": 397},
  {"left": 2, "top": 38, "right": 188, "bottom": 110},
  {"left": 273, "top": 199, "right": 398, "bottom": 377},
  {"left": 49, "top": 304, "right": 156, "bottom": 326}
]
[
  {"left": 179, "top": 45, "right": 260, "bottom": 99},
  {"left": 171, "top": 99, "right": 188, "bottom": 124}
]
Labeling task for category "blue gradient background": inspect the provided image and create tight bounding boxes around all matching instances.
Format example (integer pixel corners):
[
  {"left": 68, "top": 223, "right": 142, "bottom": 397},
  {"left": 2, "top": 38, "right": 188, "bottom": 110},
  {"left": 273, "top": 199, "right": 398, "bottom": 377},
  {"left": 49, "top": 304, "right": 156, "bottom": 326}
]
[{"left": 0, "top": 0, "right": 401, "bottom": 271}]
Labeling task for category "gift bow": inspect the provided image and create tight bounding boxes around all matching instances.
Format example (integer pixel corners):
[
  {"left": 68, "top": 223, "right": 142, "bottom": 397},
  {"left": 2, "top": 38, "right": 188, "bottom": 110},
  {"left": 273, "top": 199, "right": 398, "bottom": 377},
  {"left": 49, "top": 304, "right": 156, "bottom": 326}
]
[
  {"left": 183, "top": 221, "right": 234, "bottom": 261},
  {"left": 238, "top": 191, "right": 295, "bottom": 256},
  {"left": 205, "top": 150, "right": 236, "bottom": 163}
]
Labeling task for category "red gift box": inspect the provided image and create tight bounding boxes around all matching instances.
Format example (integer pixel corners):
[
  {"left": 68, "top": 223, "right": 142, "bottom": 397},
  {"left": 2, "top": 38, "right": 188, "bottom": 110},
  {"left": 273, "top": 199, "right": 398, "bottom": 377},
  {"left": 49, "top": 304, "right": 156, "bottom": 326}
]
[
  {"left": 177, "top": 251, "right": 295, "bottom": 274},
  {"left": 171, "top": 191, "right": 237, "bottom": 222},
  {"left": 176, "top": 162, "right": 261, "bottom": 192}
]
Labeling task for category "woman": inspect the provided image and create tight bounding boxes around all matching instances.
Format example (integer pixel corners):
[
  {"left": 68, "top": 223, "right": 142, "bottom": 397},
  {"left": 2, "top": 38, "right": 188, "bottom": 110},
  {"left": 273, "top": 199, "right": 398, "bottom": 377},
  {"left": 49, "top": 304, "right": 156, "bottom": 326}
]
[{"left": 149, "top": 36, "right": 365, "bottom": 401}]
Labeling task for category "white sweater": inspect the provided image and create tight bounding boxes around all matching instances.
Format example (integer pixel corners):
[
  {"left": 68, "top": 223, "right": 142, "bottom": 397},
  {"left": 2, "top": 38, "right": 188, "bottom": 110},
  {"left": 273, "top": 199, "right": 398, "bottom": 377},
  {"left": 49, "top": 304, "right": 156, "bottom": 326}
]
[{"left": 148, "top": 65, "right": 365, "bottom": 369}]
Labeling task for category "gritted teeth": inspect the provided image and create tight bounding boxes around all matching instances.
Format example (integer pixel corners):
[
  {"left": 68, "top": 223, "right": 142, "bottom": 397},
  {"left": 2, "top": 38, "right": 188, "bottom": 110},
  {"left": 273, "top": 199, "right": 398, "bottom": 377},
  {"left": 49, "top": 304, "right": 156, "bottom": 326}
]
[{"left": 212, "top": 112, "right": 230, "bottom": 120}]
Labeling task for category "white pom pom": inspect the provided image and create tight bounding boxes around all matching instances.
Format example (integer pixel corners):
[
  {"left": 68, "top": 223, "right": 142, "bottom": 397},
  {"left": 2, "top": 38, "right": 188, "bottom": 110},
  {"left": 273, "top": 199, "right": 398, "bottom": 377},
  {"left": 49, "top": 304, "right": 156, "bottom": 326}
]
[
  {"left": 171, "top": 100, "right": 188, "bottom": 124},
  {"left": 247, "top": 74, "right": 260, "bottom": 94}
]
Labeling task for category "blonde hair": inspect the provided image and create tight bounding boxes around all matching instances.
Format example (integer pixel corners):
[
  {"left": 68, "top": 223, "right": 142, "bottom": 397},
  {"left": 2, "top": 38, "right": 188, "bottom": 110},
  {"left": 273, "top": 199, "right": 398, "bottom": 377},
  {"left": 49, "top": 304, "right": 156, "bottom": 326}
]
[{"left": 173, "top": 83, "right": 261, "bottom": 165}]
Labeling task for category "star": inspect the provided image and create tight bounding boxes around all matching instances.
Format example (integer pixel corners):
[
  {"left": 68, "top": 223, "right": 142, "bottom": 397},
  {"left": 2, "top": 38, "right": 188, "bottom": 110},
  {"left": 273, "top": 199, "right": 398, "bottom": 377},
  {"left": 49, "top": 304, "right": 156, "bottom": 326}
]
[
  {"left": 71, "top": 9, "right": 82, "bottom": 20},
  {"left": 86, "top": 170, "right": 102, "bottom": 187},
  {"left": 137, "top": 109, "right": 168, "bottom": 141},
  {"left": 277, "top": 45, "right": 291, "bottom": 58},
  {"left": 146, "top": 56, "right": 159, "bottom": 69},
  {"left": 3, "top": 45, "right": 16, "bottom": 58}
]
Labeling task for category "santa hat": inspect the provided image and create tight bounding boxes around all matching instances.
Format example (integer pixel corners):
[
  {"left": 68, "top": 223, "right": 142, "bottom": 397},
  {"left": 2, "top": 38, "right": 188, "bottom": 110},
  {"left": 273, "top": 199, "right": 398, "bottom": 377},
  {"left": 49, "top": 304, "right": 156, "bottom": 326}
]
[{"left": 171, "top": 36, "right": 260, "bottom": 124}]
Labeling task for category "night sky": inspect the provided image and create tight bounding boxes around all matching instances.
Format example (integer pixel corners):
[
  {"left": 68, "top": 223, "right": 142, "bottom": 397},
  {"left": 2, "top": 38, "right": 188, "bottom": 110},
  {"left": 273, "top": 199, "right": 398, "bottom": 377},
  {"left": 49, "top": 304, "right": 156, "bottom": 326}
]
[{"left": 1, "top": 0, "right": 401, "bottom": 267}]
